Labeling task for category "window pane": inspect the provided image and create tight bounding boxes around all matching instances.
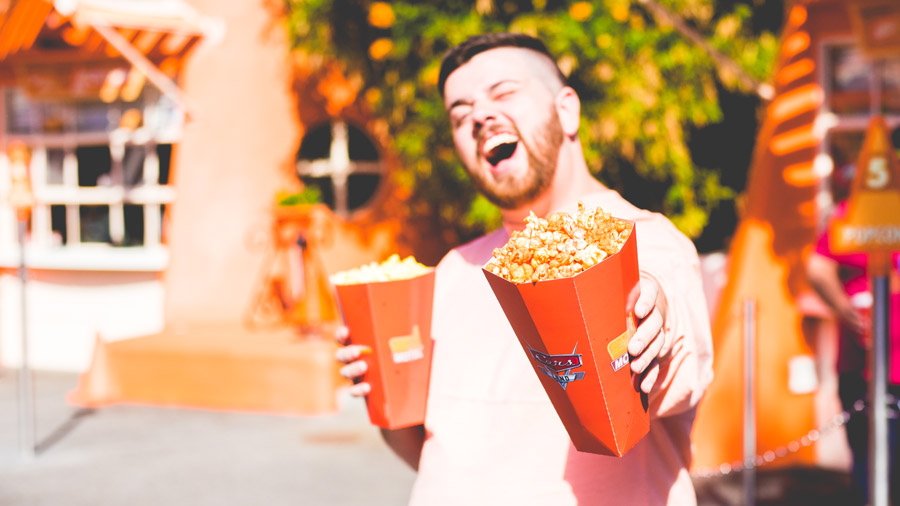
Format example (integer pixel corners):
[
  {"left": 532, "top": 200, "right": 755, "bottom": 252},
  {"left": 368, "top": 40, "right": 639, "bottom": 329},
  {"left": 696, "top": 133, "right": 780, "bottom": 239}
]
[
  {"left": 42, "top": 102, "right": 69, "bottom": 133},
  {"left": 882, "top": 58, "right": 900, "bottom": 115},
  {"left": 148, "top": 93, "right": 180, "bottom": 132},
  {"left": 46, "top": 148, "right": 65, "bottom": 185},
  {"left": 348, "top": 173, "right": 381, "bottom": 210},
  {"left": 124, "top": 204, "right": 144, "bottom": 246},
  {"left": 300, "top": 176, "right": 335, "bottom": 209},
  {"left": 828, "top": 45, "right": 871, "bottom": 115},
  {"left": 76, "top": 101, "right": 111, "bottom": 132},
  {"left": 158, "top": 144, "right": 172, "bottom": 185},
  {"left": 160, "top": 204, "right": 167, "bottom": 243},
  {"left": 80, "top": 205, "right": 110, "bottom": 243},
  {"left": 348, "top": 123, "right": 380, "bottom": 161},
  {"left": 51, "top": 205, "right": 67, "bottom": 245},
  {"left": 6, "top": 89, "right": 40, "bottom": 134},
  {"left": 297, "top": 123, "right": 332, "bottom": 160},
  {"left": 123, "top": 145, "right": 145, "bottom": 187},
  {"left": 76, "top": 146, "right": 112, "bottom": 186}
]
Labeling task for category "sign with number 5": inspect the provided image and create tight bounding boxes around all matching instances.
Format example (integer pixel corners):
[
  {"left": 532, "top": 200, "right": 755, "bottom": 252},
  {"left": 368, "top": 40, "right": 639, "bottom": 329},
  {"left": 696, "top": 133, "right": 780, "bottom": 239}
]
[{"left": 831, "top": 116, "right": 900, "bottom": 265}]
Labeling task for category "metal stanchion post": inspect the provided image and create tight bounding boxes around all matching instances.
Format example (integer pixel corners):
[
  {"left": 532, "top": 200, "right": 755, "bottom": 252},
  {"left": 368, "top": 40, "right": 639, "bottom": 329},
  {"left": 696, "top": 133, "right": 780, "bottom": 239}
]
[
  {"left": 869, "top": 274, "right": 889, "bottom": 506},
  {"left": 827, "top": 64, "right": 899, "bottom": 506},
  {"left": 16, "top": 218, "right": 35, "bottom": 460},
  {"left": 743, "top": 298, "right": 756, "bottom": 506},
  {"left": 8, "top": 142, "right": 36, "bottom": 460}
]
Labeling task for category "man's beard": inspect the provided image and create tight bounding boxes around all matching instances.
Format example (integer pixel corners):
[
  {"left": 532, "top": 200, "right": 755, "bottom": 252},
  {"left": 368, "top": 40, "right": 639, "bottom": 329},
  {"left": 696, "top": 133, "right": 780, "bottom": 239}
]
[{"left": 469, "top": 108, "right": 564, "bottom": 210}]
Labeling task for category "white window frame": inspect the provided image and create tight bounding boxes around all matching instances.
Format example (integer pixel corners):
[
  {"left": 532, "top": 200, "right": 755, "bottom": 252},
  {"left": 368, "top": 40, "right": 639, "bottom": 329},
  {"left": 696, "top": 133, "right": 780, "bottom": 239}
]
[
  {"left": 295, "top": 120, "right": 384, "bottom": 217},
  {"left": 0, "top": 86, "right": 179, "bottom": 271}
]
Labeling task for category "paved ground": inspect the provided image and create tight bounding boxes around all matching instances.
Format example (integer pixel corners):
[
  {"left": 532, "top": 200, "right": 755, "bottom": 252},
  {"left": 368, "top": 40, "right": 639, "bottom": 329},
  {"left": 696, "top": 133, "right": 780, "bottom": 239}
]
[
  {"left": 0, "top": 368, "right": 858, "bottom": 506},
  {"left": 0, "top": 368, "right": 415, "bottom": 506},
  {"left": 694, "top": 467, "right": 856, "bottom": 506}
]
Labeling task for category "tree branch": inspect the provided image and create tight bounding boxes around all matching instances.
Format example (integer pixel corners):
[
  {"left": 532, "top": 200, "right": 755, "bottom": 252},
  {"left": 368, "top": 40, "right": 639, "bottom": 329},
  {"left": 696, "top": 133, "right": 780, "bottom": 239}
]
[{"left": 636, "top": 0, "right": 775, "bottom": 101}]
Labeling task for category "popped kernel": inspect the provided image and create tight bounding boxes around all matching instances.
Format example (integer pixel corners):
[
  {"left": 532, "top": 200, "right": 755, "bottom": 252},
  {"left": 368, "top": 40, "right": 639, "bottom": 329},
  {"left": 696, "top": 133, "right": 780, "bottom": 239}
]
[{"left": 485, "top": 203, "right": 631, "bottom": 283}]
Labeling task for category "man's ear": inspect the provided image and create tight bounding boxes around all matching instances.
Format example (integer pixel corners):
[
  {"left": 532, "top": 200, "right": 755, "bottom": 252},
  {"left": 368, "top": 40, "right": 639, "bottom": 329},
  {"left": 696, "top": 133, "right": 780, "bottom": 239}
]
[{"left": 555, "top": 86, "right": 581, "bottom": 138}]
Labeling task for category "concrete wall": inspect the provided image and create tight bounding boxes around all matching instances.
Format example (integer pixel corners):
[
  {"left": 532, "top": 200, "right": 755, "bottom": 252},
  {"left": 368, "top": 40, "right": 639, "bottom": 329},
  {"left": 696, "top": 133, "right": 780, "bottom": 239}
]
[{"left": 0, "top": 270, "right": 164, "bottom": 371}]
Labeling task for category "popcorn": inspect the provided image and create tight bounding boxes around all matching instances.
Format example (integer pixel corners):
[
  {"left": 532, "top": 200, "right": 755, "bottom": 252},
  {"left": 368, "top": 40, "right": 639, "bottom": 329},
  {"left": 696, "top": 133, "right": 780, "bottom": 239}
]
[
  {"left": 481, "top": 202, "right": 646, "bottom": 455},
  {"left": 331, "top": 254, "right": 430, "bottom": 285},
  {"left": 485, "top": 203, "right": 632, "bottom": 284}
]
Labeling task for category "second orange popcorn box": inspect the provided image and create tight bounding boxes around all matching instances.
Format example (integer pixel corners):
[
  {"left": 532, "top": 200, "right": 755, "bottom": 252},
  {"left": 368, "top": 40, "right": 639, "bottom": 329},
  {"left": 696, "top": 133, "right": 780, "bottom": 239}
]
[
  {"left": 482, "top": 224, "right": 649, "bottom": 456},
  {"left": 334, "top": 271, "right": 435, "bottom": 430}
]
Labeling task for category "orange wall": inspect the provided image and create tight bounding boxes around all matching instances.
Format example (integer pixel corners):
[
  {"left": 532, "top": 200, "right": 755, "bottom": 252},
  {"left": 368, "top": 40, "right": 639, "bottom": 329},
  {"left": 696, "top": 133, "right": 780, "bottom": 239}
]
[
  {"left": 162, "top": 3, "right": 428, "bottom": 328},
  {"left": 164, "top": 1, "right": 302, "bottom": 325}
]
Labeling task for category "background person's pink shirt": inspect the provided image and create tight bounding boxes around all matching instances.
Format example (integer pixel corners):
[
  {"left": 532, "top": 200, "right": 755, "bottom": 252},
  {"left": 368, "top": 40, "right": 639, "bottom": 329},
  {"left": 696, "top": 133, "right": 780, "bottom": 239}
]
[
  {"left": 815, "top": 202, "right": 900, "bottom": 383},
  {"left": 409, "top": 189, "right": 714, "bottom": 505}
]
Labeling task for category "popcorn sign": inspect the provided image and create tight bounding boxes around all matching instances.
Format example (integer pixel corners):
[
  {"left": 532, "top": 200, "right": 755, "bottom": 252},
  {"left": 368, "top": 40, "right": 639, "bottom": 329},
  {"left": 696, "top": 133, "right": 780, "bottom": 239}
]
[{"left": 831, "top": 116, "right": 900, "bottom": 271}]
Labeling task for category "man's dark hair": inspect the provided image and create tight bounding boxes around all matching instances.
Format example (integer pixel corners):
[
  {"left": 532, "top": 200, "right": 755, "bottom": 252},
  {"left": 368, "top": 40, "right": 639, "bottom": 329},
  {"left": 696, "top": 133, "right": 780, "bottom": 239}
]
[{"left": 438, "top": 32, "right": 567, "bottom": 98}]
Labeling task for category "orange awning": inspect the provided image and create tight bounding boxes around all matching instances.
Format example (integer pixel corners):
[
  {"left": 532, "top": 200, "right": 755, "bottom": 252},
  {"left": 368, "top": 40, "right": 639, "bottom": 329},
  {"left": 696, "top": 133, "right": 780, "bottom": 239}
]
[
  {"left": 0, "top": 0, "right": 215, "bottom": 60},
  {"left": 0, "top": 0, "right": 54, "bottom": 60},
  {"left": 0, "top": 0, "right": 221, "bottom": 115}
]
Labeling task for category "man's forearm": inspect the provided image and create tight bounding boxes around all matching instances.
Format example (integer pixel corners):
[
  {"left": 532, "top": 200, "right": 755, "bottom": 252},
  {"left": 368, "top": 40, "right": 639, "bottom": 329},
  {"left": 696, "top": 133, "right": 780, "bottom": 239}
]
[{"left": 380, "top": 425, "right": 425, "bottom": 471}]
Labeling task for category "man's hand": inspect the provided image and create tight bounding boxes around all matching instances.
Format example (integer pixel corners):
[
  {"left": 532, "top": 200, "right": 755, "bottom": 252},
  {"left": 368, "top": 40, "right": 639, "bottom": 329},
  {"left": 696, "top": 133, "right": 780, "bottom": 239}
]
[
  {"left": 836, "top": 303, "right": 868, "bottom": 339},
  {"left": 336, "top": 326, "right": 425, "bottom": 470},
  {"left": 627, "top": 274, "right": 671, "bottom": 394},
  {"left": 335, "top": 326, "right": 373, "bottom": 397}
]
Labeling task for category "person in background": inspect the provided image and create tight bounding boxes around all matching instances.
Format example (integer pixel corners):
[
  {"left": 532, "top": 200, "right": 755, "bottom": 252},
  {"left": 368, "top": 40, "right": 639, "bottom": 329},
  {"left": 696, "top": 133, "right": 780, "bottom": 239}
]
[
  {"left": 337, "top": 32, "right": 714, "bottom": 505},
  {"left": 806, "top": 200, "right": 900, "bottom": 506}
]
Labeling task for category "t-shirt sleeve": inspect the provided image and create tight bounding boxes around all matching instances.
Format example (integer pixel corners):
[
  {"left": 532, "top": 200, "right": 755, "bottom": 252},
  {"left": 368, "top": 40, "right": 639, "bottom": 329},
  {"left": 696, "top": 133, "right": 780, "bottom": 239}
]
[{"left": 633, "top": 216, "right": 715, "bottom": 420}]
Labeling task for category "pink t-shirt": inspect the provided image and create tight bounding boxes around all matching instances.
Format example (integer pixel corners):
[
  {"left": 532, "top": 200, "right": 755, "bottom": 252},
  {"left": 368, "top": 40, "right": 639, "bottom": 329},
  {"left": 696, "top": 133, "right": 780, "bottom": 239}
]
[{"left": 409, "top": 188, "right": 714, "bottom": 506}]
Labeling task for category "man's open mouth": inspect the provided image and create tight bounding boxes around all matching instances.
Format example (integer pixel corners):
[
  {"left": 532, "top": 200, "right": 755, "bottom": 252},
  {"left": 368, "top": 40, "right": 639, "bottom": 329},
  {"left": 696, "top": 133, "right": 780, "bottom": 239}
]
[{"left": 482, "top": 132, "right": 519, "bottom": 166}]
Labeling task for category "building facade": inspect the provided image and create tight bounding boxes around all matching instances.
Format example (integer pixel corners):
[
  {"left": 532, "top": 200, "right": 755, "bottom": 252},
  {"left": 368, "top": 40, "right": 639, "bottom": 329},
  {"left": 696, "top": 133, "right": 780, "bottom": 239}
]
[{"left": 0, "top": 0, "right": 409, "bottom": 376}]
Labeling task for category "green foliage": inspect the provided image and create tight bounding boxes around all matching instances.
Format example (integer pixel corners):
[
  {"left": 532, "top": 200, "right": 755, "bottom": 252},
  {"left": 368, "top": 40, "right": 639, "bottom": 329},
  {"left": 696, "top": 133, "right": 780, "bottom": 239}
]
[
  {"left": 277, "top": 186, "right": 323, "bottom": 206},
  {"left": 283, "top": 0, "right": 778, "bottom": 243}
]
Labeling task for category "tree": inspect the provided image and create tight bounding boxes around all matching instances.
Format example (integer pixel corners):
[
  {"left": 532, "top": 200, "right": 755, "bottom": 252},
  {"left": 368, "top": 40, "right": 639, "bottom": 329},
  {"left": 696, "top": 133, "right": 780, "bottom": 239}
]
[{"left": 282, "top": 0, "right": 779, "bottom": 246}]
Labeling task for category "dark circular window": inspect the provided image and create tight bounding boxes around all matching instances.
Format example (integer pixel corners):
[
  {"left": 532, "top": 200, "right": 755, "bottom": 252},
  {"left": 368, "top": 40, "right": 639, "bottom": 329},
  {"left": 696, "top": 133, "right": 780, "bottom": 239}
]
[{"left": 295, "top": 121, "right": 383, "bottom": 216}]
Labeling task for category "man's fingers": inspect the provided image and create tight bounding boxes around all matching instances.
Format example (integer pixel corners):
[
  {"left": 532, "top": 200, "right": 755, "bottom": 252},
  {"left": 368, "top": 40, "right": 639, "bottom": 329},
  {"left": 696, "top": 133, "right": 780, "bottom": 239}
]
[
  {"left": 335, "top": 326, "right": 350, "bottom": 345},
  {"left": 335, "top": 344, "right": 372, "bottom": 364},
  {"left": 639, "top": 361, "right": 660, "bottom": 394},
  {"left": 347, "top": 381, "right": 371, "bottom": 397},
  {"left": 336, "top": 339, "right": 372, "bottom": 394},
  {"left": 627, "top": 307, "right": 663, "bottom": 358},
  {"left": 630, "top": 327, "right": 663, "bottom": 375},
  {"left": 629, "top": 273, "right": 669, "bottom": 393},
  {"left": 635, "top": 277, "right": 659, "bottom": 319},
  {"left": 339, "top": 359, "right": 368, "bottom": 381}
]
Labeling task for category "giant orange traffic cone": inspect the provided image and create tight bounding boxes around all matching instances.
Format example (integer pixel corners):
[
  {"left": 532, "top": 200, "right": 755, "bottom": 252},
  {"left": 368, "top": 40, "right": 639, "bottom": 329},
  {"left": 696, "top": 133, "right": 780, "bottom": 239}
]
[{"left": 691, "top": 3, "right": 820, "bottom": 471}]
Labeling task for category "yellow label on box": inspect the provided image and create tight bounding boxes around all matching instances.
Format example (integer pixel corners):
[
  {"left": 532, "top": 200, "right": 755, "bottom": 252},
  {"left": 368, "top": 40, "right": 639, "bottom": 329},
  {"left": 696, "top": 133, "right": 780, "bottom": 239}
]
[
  {"left": 389, "top": 325, "right": 424, "bottom": 363},
  {"left": 607, "top": 312, "right": 636, "bottom": 372}
]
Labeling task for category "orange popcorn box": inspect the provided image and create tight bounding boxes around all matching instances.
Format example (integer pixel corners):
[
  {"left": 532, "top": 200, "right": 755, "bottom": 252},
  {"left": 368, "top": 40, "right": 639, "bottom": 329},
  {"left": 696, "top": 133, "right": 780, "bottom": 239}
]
[
  {"left": 482, "top": 225, "right": 648, "bottom": 456},
  {"left": 334, "top": 271, "right": 435, "bottom": 429}
]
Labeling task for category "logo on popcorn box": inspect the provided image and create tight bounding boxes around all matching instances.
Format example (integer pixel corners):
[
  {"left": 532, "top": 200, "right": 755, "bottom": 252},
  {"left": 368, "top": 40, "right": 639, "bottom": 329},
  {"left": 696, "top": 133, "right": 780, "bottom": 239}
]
[
  {"left": 388, "top": 325, "right": 425, "bottom": 364},
  {"left": 529, "top": 345, "right": 585, "bottom": 390}
]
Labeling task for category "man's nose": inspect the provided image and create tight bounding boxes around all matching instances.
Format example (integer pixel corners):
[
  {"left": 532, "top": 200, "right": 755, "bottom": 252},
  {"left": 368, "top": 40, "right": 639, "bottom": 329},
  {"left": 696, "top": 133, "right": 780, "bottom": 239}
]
[{"left": 471, "top": 103, "right": 498, "bottom": 135}]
